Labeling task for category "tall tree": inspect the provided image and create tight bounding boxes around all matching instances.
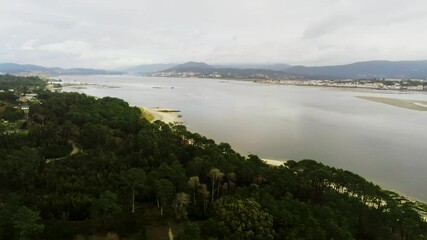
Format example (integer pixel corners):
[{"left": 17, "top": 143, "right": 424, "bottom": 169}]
[
  {"left": 125, "top": 168, "right": 146, "bottom": 214},
  {"left": 175, "top": 192, "right": 191, "bottom": 220},
  {"left": 188, "top": 176, "right": 200, "bottom": 205},
  {"left": 208, "top": 168, "right": 224, "bottom": 203},
  {"left": 13, "top": 206, "right": 44, "bottom": 240},
  {"left": 155, "top": 179, "right": 175, "bottom": 216},
  {"left": 198, "top": 184, "right": 210, "bottom": 214},
  {"left": 212, "top": 197, "right": 274, "bottom": 240},
  {"left": 92, "top": 191, "right": 122, "bottom": 221}
]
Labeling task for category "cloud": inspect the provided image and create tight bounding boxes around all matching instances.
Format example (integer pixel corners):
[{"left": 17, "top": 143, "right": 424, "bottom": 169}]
[
  {"left": 0, "top": 0, "right": 427, "bottom": 68},
  {"left": 39, "top": 41, "right": 91, "bottom": 55},
  {"left": 303, "top": 14, "right": 353, "bottom": 39},
  {"left": 21, "top": 39, "right": 38, "bottom": 50}
]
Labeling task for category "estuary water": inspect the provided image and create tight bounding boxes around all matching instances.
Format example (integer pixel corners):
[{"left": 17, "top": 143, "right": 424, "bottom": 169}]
[{"left": 59, "top": 75, "right": 427, "bottom": 201}]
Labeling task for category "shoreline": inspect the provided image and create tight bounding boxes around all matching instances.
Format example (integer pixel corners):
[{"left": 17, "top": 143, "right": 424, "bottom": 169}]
[
  {"left": 57, "top": 75, "right": 426, "bottom": 204},
  {"left": 142, "top": 75, "right": 426, "bottom": 93},
  {"left": 262, "top": 158, "right": 426, "bottom": 218}
]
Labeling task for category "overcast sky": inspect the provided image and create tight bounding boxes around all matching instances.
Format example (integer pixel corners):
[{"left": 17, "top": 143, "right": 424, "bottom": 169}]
[{"left": 1, "top": 0, "right": 427, "bottom": 68}]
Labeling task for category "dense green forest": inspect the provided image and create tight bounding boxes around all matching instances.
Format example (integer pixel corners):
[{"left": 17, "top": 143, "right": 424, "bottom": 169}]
[
  {"left": 0, "top": 74, "right": 46, "bottom": 93},
  {"left": 0, "top": 75, "right": 426, "bottom": 240}
]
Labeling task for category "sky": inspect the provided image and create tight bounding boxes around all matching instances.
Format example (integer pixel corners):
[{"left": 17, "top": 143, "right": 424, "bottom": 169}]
[{"left": 1, "top": 0, "right": 427, "bottom": 69}]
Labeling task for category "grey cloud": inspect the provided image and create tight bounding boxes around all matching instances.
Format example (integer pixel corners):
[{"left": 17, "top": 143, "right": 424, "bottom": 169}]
[
  {"left": 0, "top": 0, "right": 427, "bottom": 68},
  {"left": 303, "top": 15, "right": 353, "bottom": 39}
]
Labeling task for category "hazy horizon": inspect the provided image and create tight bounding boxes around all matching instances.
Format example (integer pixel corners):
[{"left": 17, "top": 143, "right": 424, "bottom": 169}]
[
  {"left": 1, "top": 59, "right": 426, "bottom": 71},
  {"left": 2, "top": 0, "right": 427, "bottom": 68}
]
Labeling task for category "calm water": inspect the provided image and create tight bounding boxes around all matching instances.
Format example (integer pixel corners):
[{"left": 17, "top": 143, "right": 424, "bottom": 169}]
[{"left": 59, "top": 75, "right": 427, "bottom": 201}]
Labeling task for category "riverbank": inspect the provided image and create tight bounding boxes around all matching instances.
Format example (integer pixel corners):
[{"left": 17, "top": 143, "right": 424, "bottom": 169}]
[
  {"left": 140, "top": 107, "right": 182, "bottom": 124},
  {"left": 263, "top": 160, "right": 427, "bottom": 220}
]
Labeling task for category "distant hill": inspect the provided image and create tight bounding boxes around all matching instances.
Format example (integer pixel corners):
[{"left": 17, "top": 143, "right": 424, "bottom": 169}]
[
  {"left": 196, "top": 67, "right": 287, "bottom": 77},
  {"left": 0, "top": 63, "right": 54, "bottom": 74},
  {"left": 0, "top": 63, "right": 122, "bottom": 75},
  {"left": 165, "top": 61, "right": 289, "bottom": 75},
  {"left": 158, "top": 61, "right": 298, "bottom": 79},
  {"left": 159, "top": 60, "right": 427, "bottom": 80},
  {"left": 124, "top": 63, "right": 177, "bottom": 74},
  {"left": 168, "top": 61, "right": 214, "bottom": 71},
  {"left": 284, "top": 60, "right": 427, "bottom": 79},
  {"left": 168, "top": 62, "right": 292, "bottom": 72},
  {"left": 6, "top": 60, "right": 427, "bottom": 79},
  {"left": 214, "top": 63, "right": 292, "bottom": 71}
]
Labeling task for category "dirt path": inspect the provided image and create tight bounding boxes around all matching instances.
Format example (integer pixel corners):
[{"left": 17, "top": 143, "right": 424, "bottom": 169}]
[
  {"left": 69, "top": 141, "right": 80, "bottom": 156},
  {"left": 46, "top": 140, "right": 80, "bottom": 163}
]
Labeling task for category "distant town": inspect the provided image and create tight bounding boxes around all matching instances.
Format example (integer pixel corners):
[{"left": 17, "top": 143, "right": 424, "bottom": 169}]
[
  {"left": 149, "top": 71, "right": 427, "bottom": 91},
  {"left": 256, "top": 79, "right": 427, "bottom": 91},
  {"left": 2, "top": 61, "right": 427, "bottom": 92},
  {"left": 147, "top": 69, "right": 299, "bottom": 80}
]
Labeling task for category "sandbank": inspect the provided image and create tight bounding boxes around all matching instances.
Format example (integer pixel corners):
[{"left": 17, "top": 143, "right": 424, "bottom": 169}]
[
  {"left": 140, "top": 107, "right": 182, "bottom": 124},
  {"left": 357, "top": 96, "right": 427, "bottom": 111},
  {"left": 262, "top": 158, "right": 287, "bottom": 166}
]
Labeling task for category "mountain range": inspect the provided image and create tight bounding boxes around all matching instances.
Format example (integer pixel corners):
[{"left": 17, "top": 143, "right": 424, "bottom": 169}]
[
  {"left": 0, "top": 63, "right": 121, "bottom": 75},
  {"left": 2, "top": 60, "right": 427, "bottom": 79},
  {"left": 213, "top": 63, "right": 292, "bottom": 71},
  {"left": 123, "top": 63, "right": 177, "bottom": 74},
  {"left": 157, "top": 60, "right": 427, "bottom": 79},
  {"left": 285, "top": 60, "right": 427, "bottom": 79},
  {"left": 159, "top": 61, "right": 290, "bottom": 79}
]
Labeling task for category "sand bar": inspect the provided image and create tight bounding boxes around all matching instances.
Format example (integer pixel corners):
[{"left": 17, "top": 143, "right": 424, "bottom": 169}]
[{"left": 357, "top": 96, "right": 427, "bottom": 111}]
